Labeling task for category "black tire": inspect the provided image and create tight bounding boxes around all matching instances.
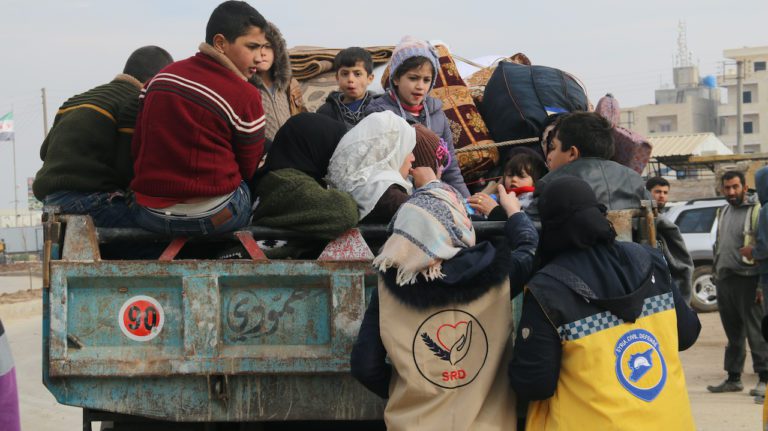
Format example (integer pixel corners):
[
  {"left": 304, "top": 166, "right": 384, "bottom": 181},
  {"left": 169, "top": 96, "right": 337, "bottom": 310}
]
[{"left": 691, "top": 264, "right": 718, "bottom": 312}]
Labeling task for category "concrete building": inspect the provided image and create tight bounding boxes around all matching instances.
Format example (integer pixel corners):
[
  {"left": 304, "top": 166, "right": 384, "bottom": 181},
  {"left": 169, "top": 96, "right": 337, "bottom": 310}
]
[
  {"left": 620, "top": 23, "right": 721, "bottom": 138},
  {"left": 620, "top": 65, "right": 720, "bottom": 137},
  {"left": 717, "top": 45, "right": 768, "bottom": 153},
  {"left": 0, "top": 209, "right": 42, "bottom": 228}
]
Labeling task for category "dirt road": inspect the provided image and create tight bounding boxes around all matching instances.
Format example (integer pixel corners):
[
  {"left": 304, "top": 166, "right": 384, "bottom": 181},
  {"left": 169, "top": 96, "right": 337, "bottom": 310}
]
[
  {"left": 682, "top": 311, "right": 763, "bottom": 430},
  {"left": 1, "top": 291, "right": 764, "bottom": 430}
]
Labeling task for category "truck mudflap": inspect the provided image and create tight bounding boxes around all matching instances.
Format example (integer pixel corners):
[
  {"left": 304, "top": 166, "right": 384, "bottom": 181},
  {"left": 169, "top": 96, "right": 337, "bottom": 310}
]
[{"left": 43, "top": 214, "right": 384, "bottom": 421}]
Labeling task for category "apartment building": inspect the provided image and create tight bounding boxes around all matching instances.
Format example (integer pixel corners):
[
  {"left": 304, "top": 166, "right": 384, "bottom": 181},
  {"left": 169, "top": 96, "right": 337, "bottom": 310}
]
[
  {"left": 717, "top": 46, "right": 768, "bottom": 153},
  {"left": 620, "top": 65, "right": 720, "bottom": 137}
]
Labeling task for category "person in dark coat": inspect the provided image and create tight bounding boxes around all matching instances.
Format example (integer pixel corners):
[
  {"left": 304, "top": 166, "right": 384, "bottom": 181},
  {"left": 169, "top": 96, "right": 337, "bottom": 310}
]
[
  {"left": 33, "top": 46, "right": 173, "bottom": 228},
  {"left": 509, "top": 176, "right": 700, "bottom": 430},
  {"left": 249, "top": 113, "right": 358, "bottom": 257}
]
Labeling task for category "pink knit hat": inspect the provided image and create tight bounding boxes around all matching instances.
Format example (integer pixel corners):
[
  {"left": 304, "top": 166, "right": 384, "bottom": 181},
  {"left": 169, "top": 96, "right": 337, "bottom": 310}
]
[
  {"left": 413, "top": 124, "right": 450, "bottom": 174},
  {"left": 388, "top": 36, "right": 440, "bottom": 92}
]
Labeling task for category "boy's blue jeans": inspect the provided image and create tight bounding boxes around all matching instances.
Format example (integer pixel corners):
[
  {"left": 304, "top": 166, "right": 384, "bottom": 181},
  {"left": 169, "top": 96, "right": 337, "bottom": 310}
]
[
  {"left": 44, "top": 191, "right": 136, "bottom": 228},
  {"left": 130, "top": 182, "right": 252, "bottom": 236}
]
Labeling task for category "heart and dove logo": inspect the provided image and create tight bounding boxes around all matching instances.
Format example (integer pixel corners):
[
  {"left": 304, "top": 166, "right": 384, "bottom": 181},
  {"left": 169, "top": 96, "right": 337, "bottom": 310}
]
[{"left": 412, "top": 310, "right": 488, "bottom": 389}]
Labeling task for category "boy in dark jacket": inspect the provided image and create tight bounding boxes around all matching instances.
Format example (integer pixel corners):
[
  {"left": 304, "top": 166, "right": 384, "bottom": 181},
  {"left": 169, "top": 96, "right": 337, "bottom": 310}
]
[
  {"left": 528, "top": 111, "right": 694, "bottom": 302},
  {"left": 33, "top": 46, "right": 173, "bottom": 227},
  {"left": 317, "top": 47, "right": 376, "bottom": 130}
]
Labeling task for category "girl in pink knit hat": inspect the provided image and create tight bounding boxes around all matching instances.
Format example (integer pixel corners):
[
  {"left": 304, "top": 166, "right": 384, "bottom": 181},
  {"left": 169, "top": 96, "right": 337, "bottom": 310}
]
[{"left": 365, "top": 36, "right": 470, "bottom": 199}]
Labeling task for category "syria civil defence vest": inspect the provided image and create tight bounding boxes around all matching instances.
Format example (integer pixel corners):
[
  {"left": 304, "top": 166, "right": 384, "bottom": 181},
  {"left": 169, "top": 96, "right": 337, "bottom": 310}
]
[
  {"left": 764, "top": 393, "right": 768, "bottom": 431},
  {"left": 378, "top": 278, "right": 516, "bottom": 431},
  {"left": 525, "top": 259, "right": 695, "bottom": 431}
]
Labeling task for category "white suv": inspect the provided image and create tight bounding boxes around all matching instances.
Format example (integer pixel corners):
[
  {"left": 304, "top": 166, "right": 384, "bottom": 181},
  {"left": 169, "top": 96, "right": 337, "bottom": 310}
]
[{"left": 663, "top": 197, "right": 727, "bottom": 312}]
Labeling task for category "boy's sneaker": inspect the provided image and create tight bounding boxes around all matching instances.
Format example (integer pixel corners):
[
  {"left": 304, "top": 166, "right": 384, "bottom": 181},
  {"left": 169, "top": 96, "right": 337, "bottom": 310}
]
[
  {"left": 707, "top": 379, "right": 744, "bottom": 393},
  {"left": 755, "top": 394, "right": 765, "bottom": 405},
  {"left": 750, "top": 381, "right": 767, "bottom": 397}
]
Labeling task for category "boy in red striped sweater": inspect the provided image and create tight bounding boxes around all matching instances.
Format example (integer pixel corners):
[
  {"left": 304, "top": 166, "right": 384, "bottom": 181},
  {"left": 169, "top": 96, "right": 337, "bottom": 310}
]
[{"left": 131, "top": 1, "right": 268, "bottom": 236}]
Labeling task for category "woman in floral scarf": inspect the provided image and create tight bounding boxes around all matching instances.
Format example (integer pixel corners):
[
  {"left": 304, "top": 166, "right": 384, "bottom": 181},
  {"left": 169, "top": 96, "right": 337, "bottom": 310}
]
[{"left": 350, "top": 128, "right": 539, "bottom": 431}]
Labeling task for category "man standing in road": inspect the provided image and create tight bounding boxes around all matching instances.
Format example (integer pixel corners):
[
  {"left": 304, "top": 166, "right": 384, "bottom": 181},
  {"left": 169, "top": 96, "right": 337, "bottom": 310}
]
[
  {"left": 708, "top": 170, "right": 768, "bottom": 401},
  {"left": 646, "top": 176, "right": 670, "bottom": 212}
]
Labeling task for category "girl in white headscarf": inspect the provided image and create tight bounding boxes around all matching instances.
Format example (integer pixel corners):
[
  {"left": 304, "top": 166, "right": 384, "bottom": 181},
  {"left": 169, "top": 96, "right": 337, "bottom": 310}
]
[{"left": 326, "top": 111, "right": 415, "bottom": 223}]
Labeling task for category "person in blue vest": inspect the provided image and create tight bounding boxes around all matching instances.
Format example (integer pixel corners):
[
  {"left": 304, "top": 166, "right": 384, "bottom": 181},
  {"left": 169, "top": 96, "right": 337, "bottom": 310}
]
[{"left": 508, "top": 176, "right": 700, "bottom": 430}]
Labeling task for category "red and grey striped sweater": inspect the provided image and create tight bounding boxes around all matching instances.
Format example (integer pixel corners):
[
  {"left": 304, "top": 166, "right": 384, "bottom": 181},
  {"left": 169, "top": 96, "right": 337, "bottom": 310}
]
[{"left": 131, "top": 49, "right": 265, "bottom": 207}]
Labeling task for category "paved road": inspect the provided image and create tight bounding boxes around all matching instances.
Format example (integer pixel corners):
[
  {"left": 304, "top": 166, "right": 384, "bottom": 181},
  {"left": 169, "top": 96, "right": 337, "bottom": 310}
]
[
  {"left": 2, "top": 299, "right": 765, "bottom": 430},
  {"left": 4, "top": 314, "right": 84, "bottom": 431},
  {"left": 0, "top": 274, "right": 41, "bottom": 295}
]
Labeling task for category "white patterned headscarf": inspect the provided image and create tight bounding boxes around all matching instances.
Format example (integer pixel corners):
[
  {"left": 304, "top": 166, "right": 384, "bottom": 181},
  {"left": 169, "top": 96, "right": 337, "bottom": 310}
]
[{"left": 326, "top": 111, "right": 415, "bottom": 220}]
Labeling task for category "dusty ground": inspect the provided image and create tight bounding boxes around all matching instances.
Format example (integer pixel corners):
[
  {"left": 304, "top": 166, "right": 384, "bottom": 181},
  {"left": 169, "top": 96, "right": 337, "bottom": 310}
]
[
  {"left": 682, "top": 311, "right": 764, "bottom": 430},
  {"left": 0, "top": 288, "right": 41, "bottom": 304},
  {"left": 1, "top": 285, "right": 764, "bottom": 430}
]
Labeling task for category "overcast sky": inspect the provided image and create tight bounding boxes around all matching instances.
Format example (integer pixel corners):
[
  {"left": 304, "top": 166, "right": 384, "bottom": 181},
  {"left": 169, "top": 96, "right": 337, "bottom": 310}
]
[{"left": 0, "top": 0, "right": 766, "bottom": 211}]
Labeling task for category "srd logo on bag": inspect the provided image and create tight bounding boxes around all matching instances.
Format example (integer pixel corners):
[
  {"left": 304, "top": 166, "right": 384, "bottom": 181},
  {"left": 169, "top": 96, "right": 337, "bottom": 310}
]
[
  {"left": 614, "top": 329, "right": 668, "bottom": 401},
  {"left": 412, "top": 310, "right": 488, "bottom": 389}
]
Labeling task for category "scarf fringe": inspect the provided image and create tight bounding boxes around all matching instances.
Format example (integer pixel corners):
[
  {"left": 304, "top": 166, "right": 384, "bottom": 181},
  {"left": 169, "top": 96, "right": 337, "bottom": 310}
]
[{"left": 373, "top": 255, "right": 445, "bottom": 286}]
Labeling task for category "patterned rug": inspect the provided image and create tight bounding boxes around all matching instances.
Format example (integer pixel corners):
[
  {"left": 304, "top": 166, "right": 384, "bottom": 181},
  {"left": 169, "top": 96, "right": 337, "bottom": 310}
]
[{"left": 431, "top": 45, "right": 499, "bottom": 181}]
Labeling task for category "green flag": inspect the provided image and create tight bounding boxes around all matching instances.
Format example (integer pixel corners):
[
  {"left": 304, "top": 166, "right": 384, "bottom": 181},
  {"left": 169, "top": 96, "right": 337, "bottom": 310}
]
[{"left": 0, "top": 112, "right": 13, "bottom": 142}]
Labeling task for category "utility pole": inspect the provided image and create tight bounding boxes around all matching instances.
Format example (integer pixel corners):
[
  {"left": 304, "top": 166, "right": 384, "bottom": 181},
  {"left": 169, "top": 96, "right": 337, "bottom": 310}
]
[
  {"left": 10, "top": 107, "right": 18, "bottom": 227},
  {"left": 736, "top": 60, "right": 744, "bottom": 154},
  {"left": 41, "top": 87, "right": 49, "bottom": 136}
]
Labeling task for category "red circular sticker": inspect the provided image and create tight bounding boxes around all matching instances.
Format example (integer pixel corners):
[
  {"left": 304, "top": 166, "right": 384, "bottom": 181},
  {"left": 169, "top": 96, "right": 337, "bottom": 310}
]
[{"left": 118, "top": 295, "right": 164, "bottom": 341}]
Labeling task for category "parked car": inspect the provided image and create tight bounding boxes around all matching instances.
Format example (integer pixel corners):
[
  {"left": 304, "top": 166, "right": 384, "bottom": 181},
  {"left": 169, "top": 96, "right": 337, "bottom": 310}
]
[{"left": 663, "top": 197, "right": 727, "bottom": 312}]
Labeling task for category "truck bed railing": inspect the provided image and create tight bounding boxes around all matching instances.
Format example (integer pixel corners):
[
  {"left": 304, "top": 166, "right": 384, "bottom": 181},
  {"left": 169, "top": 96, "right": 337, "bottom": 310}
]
[{"left": 93, "top": 222, "right": 510, "bottom": 243}]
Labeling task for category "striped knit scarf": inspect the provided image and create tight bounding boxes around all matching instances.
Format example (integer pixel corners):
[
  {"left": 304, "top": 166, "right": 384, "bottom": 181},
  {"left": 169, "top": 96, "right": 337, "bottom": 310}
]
[
  {"left": 373, "top": 181, "right": 475, "bottom": 285},
  {"left": 333, "top": 92, "right": 370, "bottom": 125}
]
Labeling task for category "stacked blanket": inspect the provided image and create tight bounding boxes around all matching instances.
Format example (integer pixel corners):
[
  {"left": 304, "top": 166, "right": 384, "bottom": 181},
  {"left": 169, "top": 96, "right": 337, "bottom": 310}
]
[{"left": 289, "top": 46, "right": 394, "bottom": 81}]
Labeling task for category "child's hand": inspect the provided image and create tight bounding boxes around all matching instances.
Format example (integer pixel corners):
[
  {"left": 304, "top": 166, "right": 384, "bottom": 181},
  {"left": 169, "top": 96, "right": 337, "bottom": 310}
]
[
  {"left": 497, "top": 184, "right": 521, "bottom": 217},
  {"left": 410, "top": 167, "right": 437, "bottom": 188},
  {"left": 468, "top": 192, "right": 498, "bottom": 216},
  {"left": 740, "top": 245, "right": 754, "bottom": 260}
]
